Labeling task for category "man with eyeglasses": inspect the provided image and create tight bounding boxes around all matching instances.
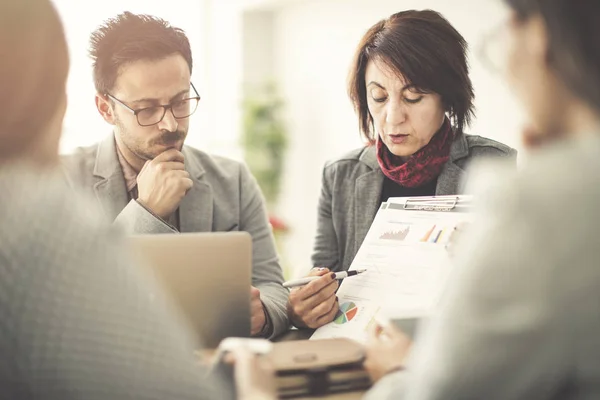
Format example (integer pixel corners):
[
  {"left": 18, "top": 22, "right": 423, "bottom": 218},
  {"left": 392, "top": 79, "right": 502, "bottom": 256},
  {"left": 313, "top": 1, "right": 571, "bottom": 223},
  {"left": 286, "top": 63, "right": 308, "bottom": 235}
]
[{"left": 62, "top": 12, "right": 289, "bottom": 339}]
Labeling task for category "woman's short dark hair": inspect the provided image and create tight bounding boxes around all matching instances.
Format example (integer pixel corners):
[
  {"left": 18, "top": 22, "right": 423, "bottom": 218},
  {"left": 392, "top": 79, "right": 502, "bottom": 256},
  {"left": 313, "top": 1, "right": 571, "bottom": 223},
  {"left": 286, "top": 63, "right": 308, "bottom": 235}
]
[
  {"left": 505, "top": 0, "right": 600, "bottom": 112},
  {"left": 0, "top": 0, "right": 69, "bottom": 159},
  {"left": 348, "top": 10, "right": 475, "bottom": 143},
  {"left": 89, "top": 12, "right": 193, "bottom": 94}
]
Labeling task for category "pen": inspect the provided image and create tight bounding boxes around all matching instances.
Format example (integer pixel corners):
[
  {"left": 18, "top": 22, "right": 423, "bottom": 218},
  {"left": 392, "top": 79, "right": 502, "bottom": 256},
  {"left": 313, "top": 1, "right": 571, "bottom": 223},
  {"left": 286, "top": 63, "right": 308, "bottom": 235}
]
[{"left": 283, "top": 269, "right": 367, "bottom": 288}]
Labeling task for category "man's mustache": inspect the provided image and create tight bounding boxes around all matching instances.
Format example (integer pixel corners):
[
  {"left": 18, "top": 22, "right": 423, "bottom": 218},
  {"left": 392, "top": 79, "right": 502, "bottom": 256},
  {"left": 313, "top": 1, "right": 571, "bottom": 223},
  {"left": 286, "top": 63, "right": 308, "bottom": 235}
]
[{"left": 156, "top": 130, "right": 186, "bottom": 144}]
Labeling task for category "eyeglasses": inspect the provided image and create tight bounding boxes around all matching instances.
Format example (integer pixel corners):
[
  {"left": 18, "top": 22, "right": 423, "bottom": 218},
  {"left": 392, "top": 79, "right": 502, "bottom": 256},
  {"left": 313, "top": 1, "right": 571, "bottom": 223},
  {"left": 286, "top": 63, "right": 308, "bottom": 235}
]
[{"left": 106, "top": 83, "right": 201, "bottom": 127}]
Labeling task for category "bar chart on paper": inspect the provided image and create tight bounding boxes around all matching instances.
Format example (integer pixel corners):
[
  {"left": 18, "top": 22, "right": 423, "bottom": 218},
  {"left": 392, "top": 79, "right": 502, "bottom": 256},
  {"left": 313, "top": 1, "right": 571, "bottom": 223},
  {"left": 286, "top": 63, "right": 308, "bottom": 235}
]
[
  {"left": 420, "top": 225, "right": 451, "bottom": 244},
  {"left": 377, "top": 222, "right": 454, "bottom": 245},
  {"left": 379, "top": 226, "right": 410, "bottom": 241},
  {"left": 311, "top": 200, "right": 473, "bottom": 343}
]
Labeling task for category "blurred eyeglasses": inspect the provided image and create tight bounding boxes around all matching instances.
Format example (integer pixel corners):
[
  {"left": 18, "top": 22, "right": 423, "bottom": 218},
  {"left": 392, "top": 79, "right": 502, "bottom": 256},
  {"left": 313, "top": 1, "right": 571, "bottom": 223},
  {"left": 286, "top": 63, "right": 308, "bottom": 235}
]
[
  {"left": 477, "top": 21, "right": 510, "bottom": 75},
  {"left": 106, "top": 83, "right": 201, "bottom": 127}
]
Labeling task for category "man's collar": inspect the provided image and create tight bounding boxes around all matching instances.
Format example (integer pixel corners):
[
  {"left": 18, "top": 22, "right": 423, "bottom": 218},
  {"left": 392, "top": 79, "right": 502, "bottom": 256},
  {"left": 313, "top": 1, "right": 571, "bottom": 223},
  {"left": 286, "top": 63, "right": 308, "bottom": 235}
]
[
  {"left": 114, "top": 142, "right": 138, "bottom": 192},
  {"left": 93, "top": 134, "right": 122, "bottom": 179},
  {"left": 181, "top": 145, "right": 206, "bottom": 179}
]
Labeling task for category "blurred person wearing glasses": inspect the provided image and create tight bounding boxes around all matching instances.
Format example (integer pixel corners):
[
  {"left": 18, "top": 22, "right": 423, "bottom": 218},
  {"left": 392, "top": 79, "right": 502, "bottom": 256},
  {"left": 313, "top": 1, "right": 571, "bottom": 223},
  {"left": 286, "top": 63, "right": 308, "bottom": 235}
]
[
  {"left": 288, "top": 10, "right": 517, "bottom": 330},
  {"left": 62, "top": 12, "right": 289, "bottom": 338}
]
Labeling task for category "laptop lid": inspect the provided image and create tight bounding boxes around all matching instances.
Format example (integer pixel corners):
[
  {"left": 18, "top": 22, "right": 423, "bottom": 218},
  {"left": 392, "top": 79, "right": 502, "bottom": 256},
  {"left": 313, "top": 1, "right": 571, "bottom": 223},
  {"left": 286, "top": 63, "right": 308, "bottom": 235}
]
[{"left": 128, "top": 232, "right": 252, "bottom": 348}]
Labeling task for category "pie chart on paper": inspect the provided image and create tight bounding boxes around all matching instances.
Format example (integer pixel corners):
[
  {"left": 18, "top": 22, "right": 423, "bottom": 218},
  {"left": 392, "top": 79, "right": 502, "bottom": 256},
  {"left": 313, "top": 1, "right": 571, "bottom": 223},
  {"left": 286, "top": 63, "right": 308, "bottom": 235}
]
[{"left": 333, "top": 302, "right": 358, "bottom": 325}]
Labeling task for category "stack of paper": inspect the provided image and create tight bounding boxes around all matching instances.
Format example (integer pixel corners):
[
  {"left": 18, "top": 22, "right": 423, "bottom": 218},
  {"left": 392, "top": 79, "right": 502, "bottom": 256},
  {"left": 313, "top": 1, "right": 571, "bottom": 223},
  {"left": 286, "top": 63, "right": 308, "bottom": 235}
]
[{"left": 311, "top": 196, "right": 473, "bottom": 343}]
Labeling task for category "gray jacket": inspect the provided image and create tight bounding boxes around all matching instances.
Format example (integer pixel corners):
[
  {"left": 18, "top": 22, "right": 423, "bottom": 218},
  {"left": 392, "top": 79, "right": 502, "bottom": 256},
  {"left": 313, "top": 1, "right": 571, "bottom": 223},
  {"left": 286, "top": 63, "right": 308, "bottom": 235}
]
[
  {"left": 312, "top": 133, "right": 517, "bottom": 272},
  {"left": 0, "top": 167, "right": 230, "bottom": 399},
  {"left": 365, "top": 134, "right": 600, "bottom": 400},
  {"left": 62, "top": 135, "right": 289, "bottom": 338}
]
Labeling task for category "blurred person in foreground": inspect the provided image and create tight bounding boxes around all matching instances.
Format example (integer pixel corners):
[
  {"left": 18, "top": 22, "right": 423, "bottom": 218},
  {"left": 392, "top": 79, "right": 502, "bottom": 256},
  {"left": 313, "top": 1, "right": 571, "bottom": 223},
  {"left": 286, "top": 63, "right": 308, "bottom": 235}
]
[
  {"left": 289, "top": 9, "right": 516, "bottom": 330},
  {"left": 61, "top": 12, "right": 288, "bottom": 338},
  {"left": 234, "top": 0, "right": 600, "bottom": 398},
  {"left": 0, "top": 1, "right": 272, "bottom": 399}
]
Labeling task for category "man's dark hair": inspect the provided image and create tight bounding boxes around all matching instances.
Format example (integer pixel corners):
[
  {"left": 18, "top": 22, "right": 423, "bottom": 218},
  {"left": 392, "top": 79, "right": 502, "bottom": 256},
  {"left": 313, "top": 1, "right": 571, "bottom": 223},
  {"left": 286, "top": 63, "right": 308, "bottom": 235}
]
[
  {"left": 504, "top": 0, "right": 600, "bottom": 111},
  {"left": 89, "top": 12, "right": 193, "bottom": 94},
  {"left": 348, "top": 9, "right": 475, "bottom": 143}
]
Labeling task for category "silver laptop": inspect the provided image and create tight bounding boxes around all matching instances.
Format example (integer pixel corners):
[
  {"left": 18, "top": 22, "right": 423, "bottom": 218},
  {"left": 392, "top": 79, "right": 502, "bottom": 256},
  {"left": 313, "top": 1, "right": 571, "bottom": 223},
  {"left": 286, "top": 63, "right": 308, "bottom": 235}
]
[{"left": 128, "top": 232, "right": 251, "bottom": 348}]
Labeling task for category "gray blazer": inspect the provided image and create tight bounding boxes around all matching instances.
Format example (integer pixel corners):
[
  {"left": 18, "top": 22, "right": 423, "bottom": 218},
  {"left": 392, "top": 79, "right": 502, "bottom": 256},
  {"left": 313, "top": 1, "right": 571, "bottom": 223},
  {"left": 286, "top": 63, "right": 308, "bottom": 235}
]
[
  {"left": 62, "top": 135, "right": 289, "bottom": 338},
  {"left": 312, "top": 134, "right": 517, "bottom": 272},
  {"left": 365, "top": 134, "right": 600, "bottom": 400}
]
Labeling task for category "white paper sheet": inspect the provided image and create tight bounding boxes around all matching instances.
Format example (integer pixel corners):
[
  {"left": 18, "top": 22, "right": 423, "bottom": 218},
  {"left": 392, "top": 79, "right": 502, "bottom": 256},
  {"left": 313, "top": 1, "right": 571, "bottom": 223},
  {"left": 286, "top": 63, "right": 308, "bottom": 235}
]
[{"left": 311, "top": 199, "right": 472, "bottom": 343}]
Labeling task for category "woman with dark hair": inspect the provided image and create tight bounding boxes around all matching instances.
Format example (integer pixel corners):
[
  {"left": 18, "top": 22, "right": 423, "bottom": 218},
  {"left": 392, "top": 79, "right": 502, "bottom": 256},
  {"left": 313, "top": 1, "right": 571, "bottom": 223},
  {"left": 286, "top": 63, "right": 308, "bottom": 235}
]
[
  {"left": 360, "top": 0, "right": 600, "bottom": 398},
  {"left": 235, "top": 0, "right": 600, "bottom": 398},
  {"left": 288, "top": 9, "right": 516, "bottom": 330}
]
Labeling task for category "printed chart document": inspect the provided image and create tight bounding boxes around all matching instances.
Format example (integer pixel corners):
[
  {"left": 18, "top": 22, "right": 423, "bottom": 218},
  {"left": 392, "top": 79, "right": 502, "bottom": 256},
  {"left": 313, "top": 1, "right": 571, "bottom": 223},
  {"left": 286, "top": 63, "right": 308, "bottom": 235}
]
[{"left": 311, "top": 198, "right": 473, "bottom": 343}]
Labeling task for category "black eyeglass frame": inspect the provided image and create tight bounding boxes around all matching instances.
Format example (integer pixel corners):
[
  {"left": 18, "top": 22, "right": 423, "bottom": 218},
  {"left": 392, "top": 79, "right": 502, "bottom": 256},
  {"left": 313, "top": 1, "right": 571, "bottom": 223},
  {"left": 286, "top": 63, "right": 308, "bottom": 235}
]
[{"left": 106, "top": 82, "right": 201, "bottom": 127}]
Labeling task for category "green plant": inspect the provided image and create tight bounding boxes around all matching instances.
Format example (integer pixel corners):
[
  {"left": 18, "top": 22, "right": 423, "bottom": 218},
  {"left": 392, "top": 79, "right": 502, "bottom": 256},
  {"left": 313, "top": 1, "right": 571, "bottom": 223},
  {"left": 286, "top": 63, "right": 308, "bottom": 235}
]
[
  {"left": 242, "top": 82, "right": 291, "bottom": 278},
  {"left": 241, "top": 82, "right": 287, "bottom": 208}
]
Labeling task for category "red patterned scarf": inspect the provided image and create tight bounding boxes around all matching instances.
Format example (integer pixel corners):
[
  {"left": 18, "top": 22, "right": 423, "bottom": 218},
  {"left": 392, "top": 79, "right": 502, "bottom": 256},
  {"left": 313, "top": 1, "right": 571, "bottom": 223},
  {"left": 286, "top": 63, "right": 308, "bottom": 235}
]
[{"left": 376, "top": 118, "right": 454, "bottom": 188}]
